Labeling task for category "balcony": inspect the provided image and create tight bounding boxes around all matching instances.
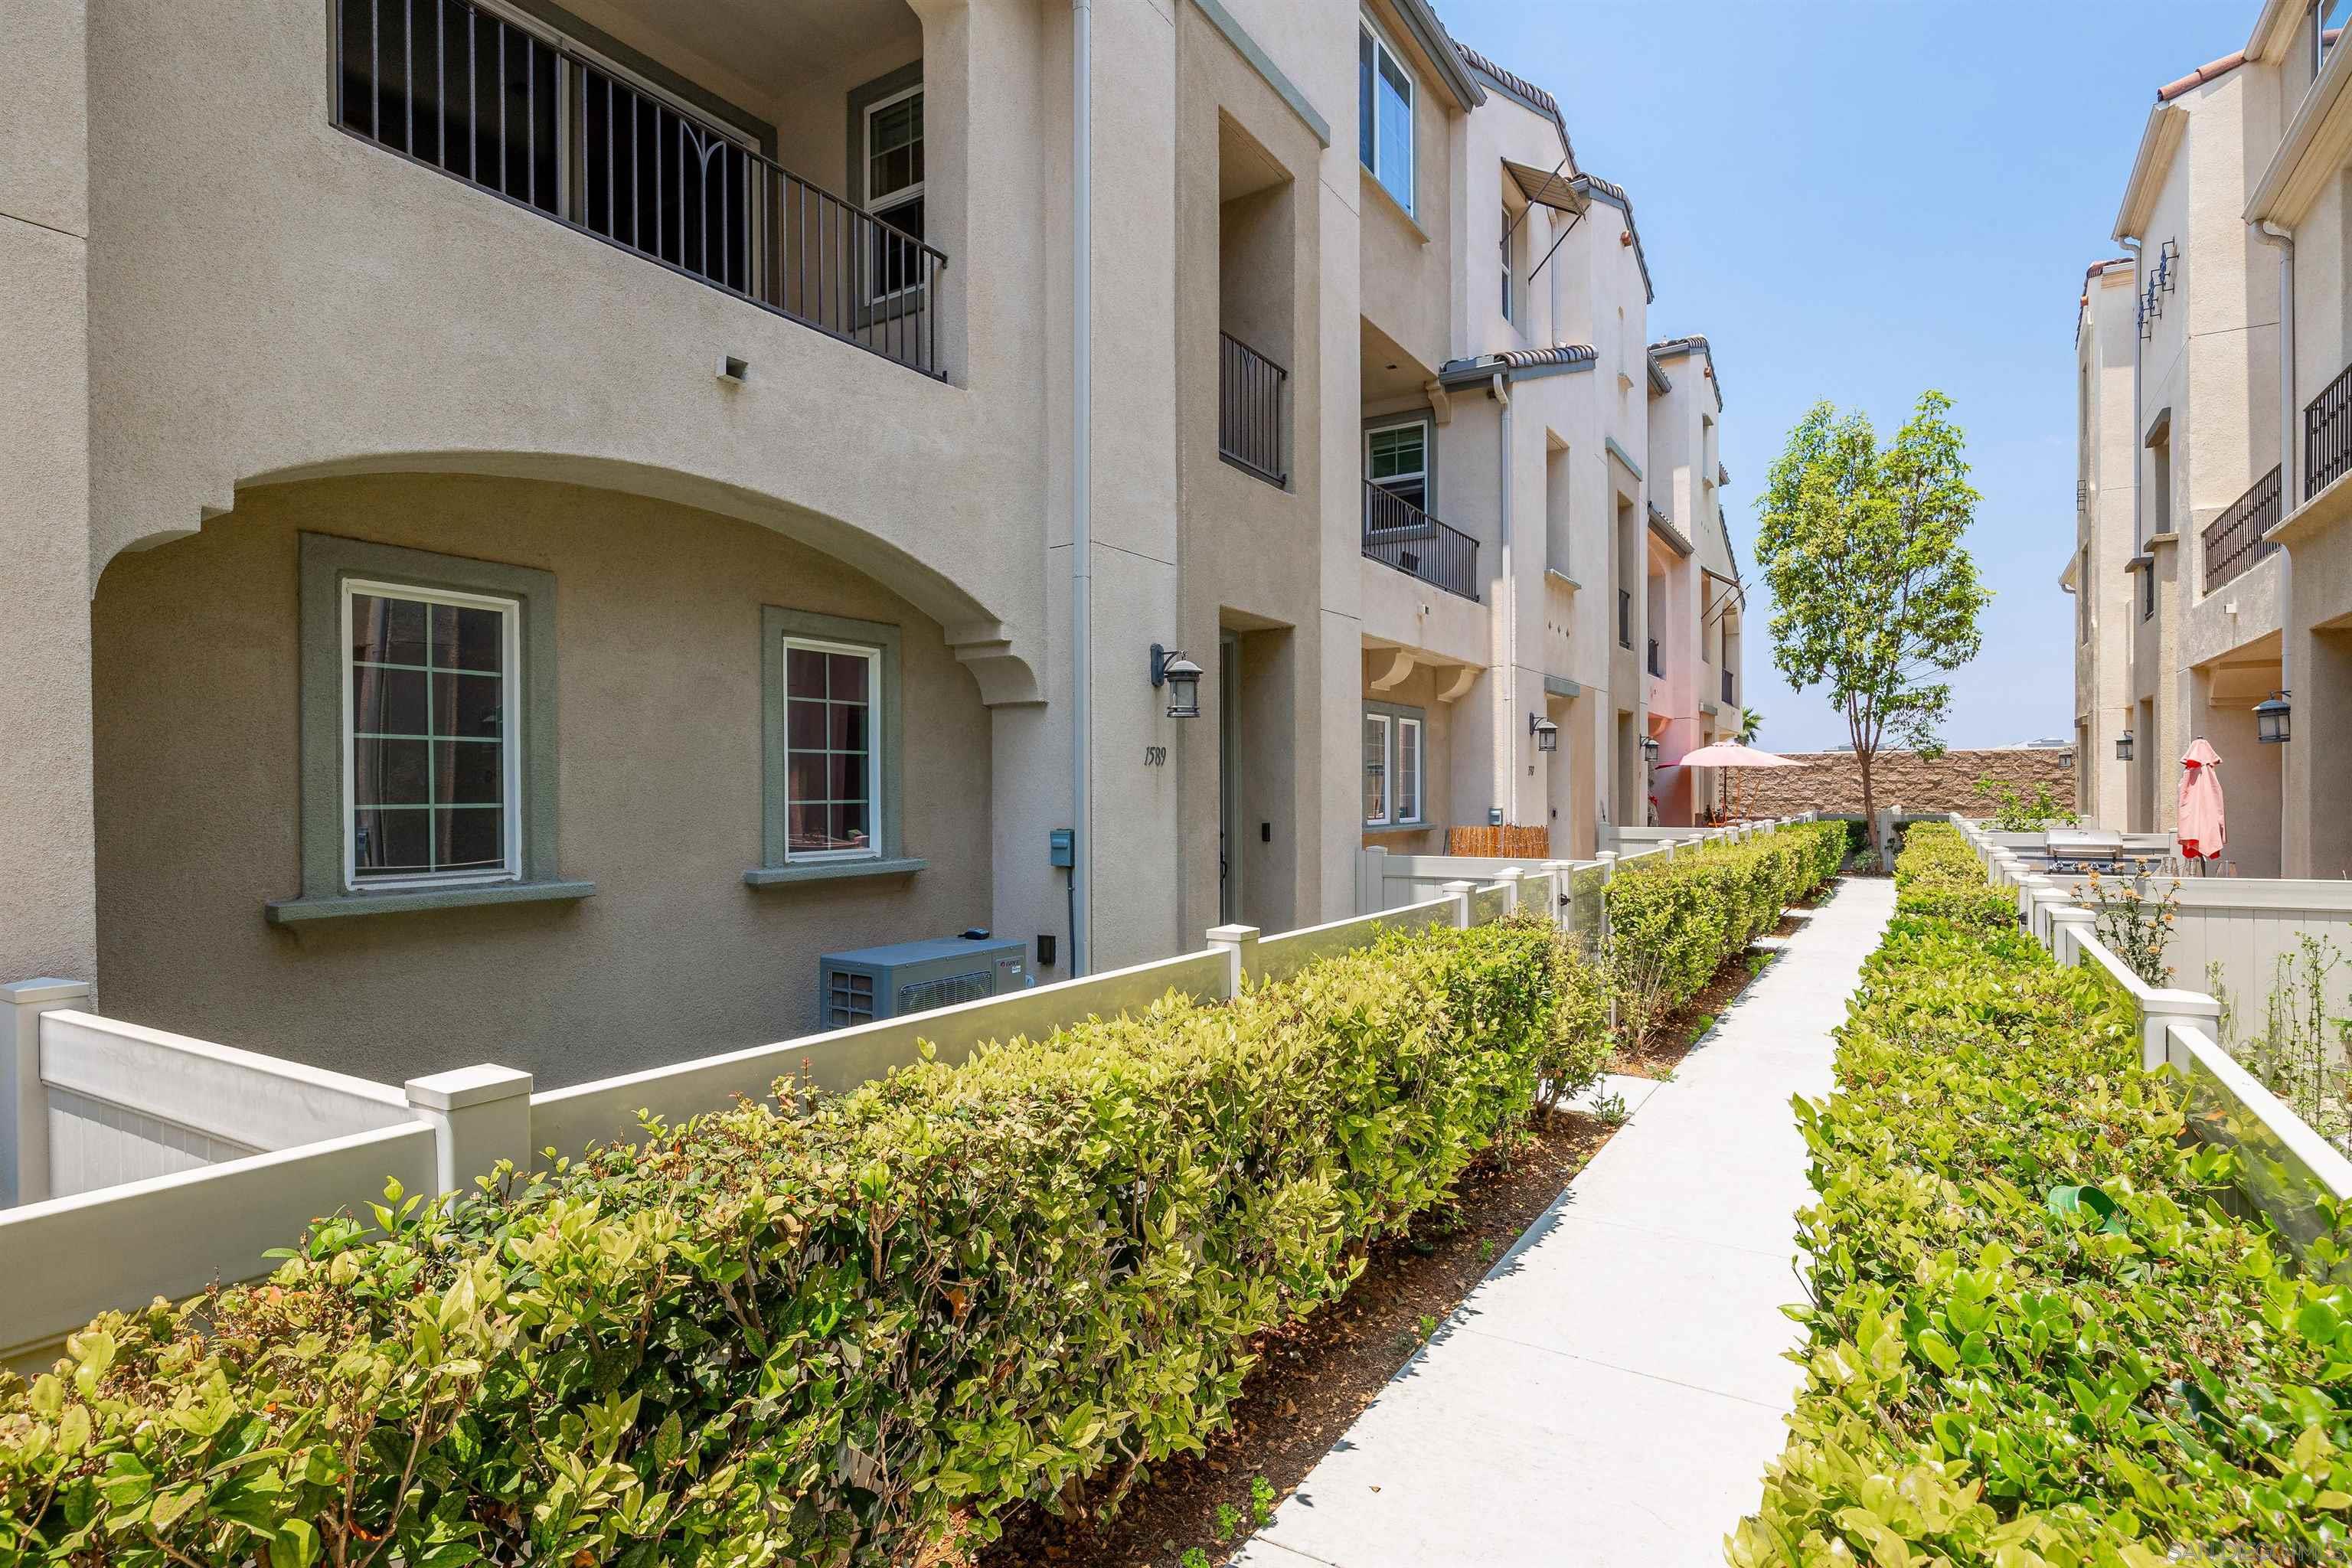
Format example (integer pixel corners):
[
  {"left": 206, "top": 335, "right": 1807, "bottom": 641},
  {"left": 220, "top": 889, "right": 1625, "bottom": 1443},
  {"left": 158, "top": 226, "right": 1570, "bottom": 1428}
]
[
  {"left": 1362, "top": 482, "right": 1479, "bottom": 601},
  {"left": 333, "top": 0, "right": 947, "bottom": 377},
  {"left": 1646, "top": 638, "right": 1662, "bottom": 678},
  {"left": 2308, "top": 360, "right": 2352, "bottom": 499},
  {"left": 1618, "top": 590, "right": 1632, "bottom": 649},
  {"left": 1220, "top": 333, "right": 1289, "bottom": 487},
  {"left": 1722, "top": 668, "right": 1734, "bottom": 704},
  {"left": 2201, "top": 465, "right": 2282, "bottom": 596}
]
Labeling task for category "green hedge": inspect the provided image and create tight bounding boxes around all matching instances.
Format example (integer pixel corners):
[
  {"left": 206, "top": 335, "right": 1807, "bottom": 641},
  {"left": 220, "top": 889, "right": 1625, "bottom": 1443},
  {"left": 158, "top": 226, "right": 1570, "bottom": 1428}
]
[
  {"left": 1889, "top": 820, "right": 2016, "bottom": 934},
  {"left": 0, "top": 917, "right": 1609, "bottom": 1566},
  {"left": 1731, "top": 827, "right": 2352, "bottom": 1565},
  {"left": 1605, "top": 822, "right": 1848, "bottom": 1046}
]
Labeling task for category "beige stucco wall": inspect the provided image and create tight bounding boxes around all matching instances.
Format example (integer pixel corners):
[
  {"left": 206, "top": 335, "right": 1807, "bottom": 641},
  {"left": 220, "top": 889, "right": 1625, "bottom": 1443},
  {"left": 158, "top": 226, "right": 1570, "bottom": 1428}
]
[
  {"left": 1354, "top": 0, "right": 1453, "bottom": 380},
  {"left": 90, "top": 474, "right": 994, "bottom": 1087}
]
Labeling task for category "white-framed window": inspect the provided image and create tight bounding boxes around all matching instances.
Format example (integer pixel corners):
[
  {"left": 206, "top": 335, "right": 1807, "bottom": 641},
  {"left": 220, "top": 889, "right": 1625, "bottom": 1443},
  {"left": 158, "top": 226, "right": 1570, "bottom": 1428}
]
[
  {"left": 1357, "top": 21, "right": 1414, "bottom": 214},
  {"left": 864, "top": 83, "right": 925, "bottom": 299},
  {"left": 782, "top": 636, "right": 882, "bottom": 861},
  {"left": 1364, "top": 705, "right": 1425, "bottom": 827},
  {"left": 342, "top": 580, "right": 522, "bottom": 890},
  {"left": 2318, "top": 0, "right": 2352, "bottom": 79},
  {"left": 1366, "top": 419, "right": 1429, "bottom": 511},
  {"left": 1501, "top": 206, "right": 1516, "bottom": 323}
]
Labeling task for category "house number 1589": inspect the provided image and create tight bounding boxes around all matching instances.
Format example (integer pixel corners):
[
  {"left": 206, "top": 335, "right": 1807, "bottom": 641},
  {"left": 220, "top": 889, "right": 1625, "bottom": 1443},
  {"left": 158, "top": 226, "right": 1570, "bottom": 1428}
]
[{"left": 1142, "top": 746, "right": 1168, "bottom": 767}]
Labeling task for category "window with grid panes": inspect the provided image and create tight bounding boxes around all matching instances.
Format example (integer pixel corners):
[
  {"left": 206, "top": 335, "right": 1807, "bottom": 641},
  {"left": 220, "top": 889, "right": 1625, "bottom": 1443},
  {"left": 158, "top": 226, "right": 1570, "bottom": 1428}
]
[{"left": 783, "top": 639, "right": 881, "bottom": 859}]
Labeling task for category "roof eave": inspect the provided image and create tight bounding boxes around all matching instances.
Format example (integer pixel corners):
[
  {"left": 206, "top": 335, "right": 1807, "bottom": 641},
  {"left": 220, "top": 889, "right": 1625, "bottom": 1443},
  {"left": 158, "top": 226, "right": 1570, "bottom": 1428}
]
[
  {"left": 2114, "top": 103, "right": 2187, "bottom": 242},
  {"left": 1391, "top": 0, "right": 1485, "bottom": 113}
]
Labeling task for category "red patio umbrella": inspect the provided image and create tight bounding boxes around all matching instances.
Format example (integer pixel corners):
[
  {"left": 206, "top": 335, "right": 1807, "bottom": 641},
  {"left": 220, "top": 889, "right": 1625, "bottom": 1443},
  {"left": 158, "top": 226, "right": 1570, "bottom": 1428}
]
[{"left": 2177, "top": 738, "right": 2226, "bottom": 863}]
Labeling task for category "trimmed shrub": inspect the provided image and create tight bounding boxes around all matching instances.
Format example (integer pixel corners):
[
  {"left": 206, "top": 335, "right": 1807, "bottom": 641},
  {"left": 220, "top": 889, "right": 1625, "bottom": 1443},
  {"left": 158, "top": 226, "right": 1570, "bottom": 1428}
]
[
  {"left": 1890, "top": 820, "right": 2015, "bottom": 934},
  {"left": 1730, "top": 827, "right": 2352, "bottom": 1565},
  {"left": 1605, "top": 822, "right": 1847, "bottom": 1047},
  {"left": 0, "top": 916, "right": 1599, "bottom": 1566}
]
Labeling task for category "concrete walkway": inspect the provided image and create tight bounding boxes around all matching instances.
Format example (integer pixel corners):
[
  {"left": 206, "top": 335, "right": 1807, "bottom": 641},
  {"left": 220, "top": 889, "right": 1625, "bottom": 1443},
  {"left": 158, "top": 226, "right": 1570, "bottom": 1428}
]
[{"left": 1234, "top": 876, "right": 1896, "bottom": 1568}]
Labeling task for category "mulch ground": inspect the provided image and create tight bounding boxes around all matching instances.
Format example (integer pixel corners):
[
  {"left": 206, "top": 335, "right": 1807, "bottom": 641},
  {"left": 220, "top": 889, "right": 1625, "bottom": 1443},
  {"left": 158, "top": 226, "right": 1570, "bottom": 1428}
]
[{"left": 977, "top": 1110, "right": 1615, "bottom": 1568}]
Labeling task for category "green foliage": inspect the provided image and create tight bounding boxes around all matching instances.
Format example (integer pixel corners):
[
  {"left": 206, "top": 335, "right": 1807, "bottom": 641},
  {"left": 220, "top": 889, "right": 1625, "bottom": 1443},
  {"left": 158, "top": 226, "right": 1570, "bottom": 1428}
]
[
  {"left": 1730, "top": 828, "right": 2352, "bottom": 1566},
  {"left": 1972, "top": 774, "right": 2078, "bottom": 832},
  {"left": 0, "top": 918, "right": 1587, "bottom": 1566},
  {"left": 1889, "top": 821, "right": 2014, "bottom": 934},
  {"left": 1604, "top": 823, "right": 1847, "bottom": 1049},
  {"left": 1755, "top": 394, "right": 1991, "bottom": 842},
  {"left": 2216, "top": 938, "right": 2352, "bottom": 1158},
  {"left": 2083, "top": 869, "right": 2179, "bottom": 988}
]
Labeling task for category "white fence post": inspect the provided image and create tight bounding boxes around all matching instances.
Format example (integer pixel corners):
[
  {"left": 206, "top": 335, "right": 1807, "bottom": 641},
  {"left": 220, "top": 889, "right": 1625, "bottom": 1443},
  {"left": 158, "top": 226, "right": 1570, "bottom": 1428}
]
[
  {"left": 405, "top": 1065, "right": 535, "bottom": 1197},
  {"left": 2140, "top": 989, "right": 2224, "bottom": 1073},
  {"left": 1540, "top": 861, "right": 1573, "bottom": 930},
  {"left": 1357, "top": 847, "right": 1386, "bottom": 916},
  {"left": 2, "top": 979, "right": 86, "bottom": 1209},
  {"left": 1441, "top": 880, "right": 1475, "bottom": 929},
  {"left": 2048, "top": 906, "right": 2094, "bottom": 968},
  {"left": 1206, "top": 923, "right": 1261, "bottom": 996},
  {"left": 1496, "top": 867, "right": 1524, "bottom": 917}
]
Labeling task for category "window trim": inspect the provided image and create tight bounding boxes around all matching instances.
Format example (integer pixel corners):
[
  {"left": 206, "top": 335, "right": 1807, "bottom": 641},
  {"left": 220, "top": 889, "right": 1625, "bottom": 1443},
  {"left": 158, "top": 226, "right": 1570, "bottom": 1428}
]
[
  {"left": 340, "top": 577, "right": 524, "bottom": 892},
  {"left": 1501, "top": 204, "right": 1517, "bottom": 325},
  {"left": 777, "top": 635, "right": 884, "bottom": 865},
  {"left": 1364, "top": 415, "right": 1432, "bottom": 511},
  {"left": 1358, "top": 19, "right": 1416, "bottom": 217},
  {"left": 759, "top": 606, "right": 908, "bottom": 876},
  {"left": 274, "top": 534, "right": 582, "bottom": 923},
  {"left": 1364, "top": 700, "right": 1428, "bottom": 828}
]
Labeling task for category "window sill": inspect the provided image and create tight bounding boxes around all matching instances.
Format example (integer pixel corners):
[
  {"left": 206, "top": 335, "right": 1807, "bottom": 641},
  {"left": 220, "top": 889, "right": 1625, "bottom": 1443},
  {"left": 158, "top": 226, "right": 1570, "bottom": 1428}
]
[
  {"left": 1361, "top": 167, "right": 1429, "bottom": 243},
  {"left": 1364, "top": 822, "right": 1431, "bottom": 835},
  {"left": 265, "top": 879, "right": 598, "bottom": 924},
  {"left": 743, "top": 857, "right": 928, "bottom": 887}
]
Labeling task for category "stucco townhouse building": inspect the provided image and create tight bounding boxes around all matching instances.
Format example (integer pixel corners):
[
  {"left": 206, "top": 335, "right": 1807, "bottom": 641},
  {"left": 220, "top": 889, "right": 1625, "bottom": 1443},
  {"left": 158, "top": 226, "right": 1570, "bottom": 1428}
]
[
  {"left": 2073, "top": 0, "right": 2352, "bottom": 877},
  {"left": 1347, "top": 31, "right": 1740, "bottom": 861},
  {"left": 3, "top": 0, "right": 1732, "bottom": 1091}
]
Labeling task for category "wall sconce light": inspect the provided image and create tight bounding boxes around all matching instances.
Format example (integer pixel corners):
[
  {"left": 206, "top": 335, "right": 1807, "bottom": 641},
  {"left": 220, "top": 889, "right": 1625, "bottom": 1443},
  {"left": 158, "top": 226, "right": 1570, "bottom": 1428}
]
[
  {"left": 1530, "top": 714, "right": 1559, "bottom": 753},
  {"left": 2256, "top": 691, "right": 2292, "bottom": 745},
  {"left": 1640, "top": 735, "right": 1660, "bottom": 764},
  {"left": 2115, "top": 728, "right": 2134, "bottom": 763},
  {"left": 1151, "top": 645, "right": 1204, "bottom": 720}
]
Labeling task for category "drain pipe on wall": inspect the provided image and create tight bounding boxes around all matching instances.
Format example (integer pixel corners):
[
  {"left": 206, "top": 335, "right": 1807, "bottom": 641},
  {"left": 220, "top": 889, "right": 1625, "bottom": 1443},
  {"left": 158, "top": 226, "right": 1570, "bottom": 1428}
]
[
  {"left": 1492, "top": 371, "right": 1517, "bottom": 825},
  {"left": 2254, "top": 219, "right": 2295, "bottom": 707},
  {"left": 1069, "top": 0, "right": 1093, "bottom": 975}
]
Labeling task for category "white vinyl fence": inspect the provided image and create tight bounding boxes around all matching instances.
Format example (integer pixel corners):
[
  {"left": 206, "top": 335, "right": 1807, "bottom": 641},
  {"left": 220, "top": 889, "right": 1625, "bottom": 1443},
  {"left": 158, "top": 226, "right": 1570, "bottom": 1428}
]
[{"left": 1954, "top": 817, "right": 2352, "bottom": 1269}]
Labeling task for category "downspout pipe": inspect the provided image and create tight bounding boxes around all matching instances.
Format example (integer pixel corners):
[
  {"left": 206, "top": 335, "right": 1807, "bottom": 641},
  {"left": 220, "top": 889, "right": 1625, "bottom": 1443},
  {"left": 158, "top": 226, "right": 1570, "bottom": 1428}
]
[
  {"left": 2120, "top": 236, "right": 2144, "bottom": 550},
  {"left": 2254, "top": 219, "right": 2295, "bottom": 700},
  {"left": 1070, "top": 0, "right": 1093, "bottom": 975},
  {"left": 1492, "top": 371, "right": 1516, "bottom": 825}
]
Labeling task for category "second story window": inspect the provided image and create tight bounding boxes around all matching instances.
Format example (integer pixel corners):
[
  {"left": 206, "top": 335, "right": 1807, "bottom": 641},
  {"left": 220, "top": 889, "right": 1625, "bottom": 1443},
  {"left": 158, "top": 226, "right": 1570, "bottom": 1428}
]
[
  {"left": 1367, "top": 422, "right": 1429, "bottom": 511},
  {"left": 864, "top": 86, "right": 925, "bottom": 298},
  {"left": 2318, "top": 0, "right": 2352, "bottom": 80},
  {"left": 1501, "top": 207, "right": 1516, "bottom": 323},
  {"left": 1358, "top": 24, "right": 1414, "bottom": 215}
]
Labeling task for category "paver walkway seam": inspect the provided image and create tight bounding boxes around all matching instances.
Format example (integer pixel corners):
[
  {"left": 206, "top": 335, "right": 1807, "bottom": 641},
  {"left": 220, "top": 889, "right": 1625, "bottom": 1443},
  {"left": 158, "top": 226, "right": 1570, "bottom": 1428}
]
[{"left": 1232, "top": 877, "right": 1896, "bottom": 1568}]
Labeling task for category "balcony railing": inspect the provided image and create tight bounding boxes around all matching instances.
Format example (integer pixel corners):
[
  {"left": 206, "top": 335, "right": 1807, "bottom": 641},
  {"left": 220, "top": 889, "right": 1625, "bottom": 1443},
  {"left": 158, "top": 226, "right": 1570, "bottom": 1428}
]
[
  {"left": 1220, "top": 333, "right": 1288, "bottom": 486},
  {"left": 2201, "top": 464, "right": 2282, "bottom": 596},
  {"left": 1722, "top": 668, "right": 1734, "bottom": 704},
  {"left": 2308, "top": 360, "right": 2352, "bottom": 499},
  {"left": 333, "top": 0, "right": 948, "bottom": 377},
  {"left": 1618, "top": 590, "right": 1632, "bottom": 649},
  {"left": 1362, "top": 482, "right": 1478, "bottom": 601},
  {"left": 1646, "top": 638, "right": 1662, "bottom": 678}
]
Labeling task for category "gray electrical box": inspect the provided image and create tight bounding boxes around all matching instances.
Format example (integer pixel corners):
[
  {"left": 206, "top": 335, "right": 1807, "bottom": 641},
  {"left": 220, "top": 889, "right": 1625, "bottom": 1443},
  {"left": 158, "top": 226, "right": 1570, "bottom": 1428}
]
[{"left": 818, "top": 933, "right": 1030, "bottom": 1028}]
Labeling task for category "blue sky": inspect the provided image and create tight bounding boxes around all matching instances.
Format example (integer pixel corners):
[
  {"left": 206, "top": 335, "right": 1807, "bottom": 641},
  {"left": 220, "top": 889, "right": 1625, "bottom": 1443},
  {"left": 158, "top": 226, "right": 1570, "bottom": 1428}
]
[{"left": 1441, "top": 0, "right": 2250, "bottom": 751}]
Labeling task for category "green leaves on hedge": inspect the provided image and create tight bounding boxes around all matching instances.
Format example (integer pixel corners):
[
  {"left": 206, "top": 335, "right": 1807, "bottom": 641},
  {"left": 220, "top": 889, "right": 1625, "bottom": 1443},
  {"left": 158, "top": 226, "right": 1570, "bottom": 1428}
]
[{"left": 1730, "top": 822, "right": 2352, "bottom": 1566}]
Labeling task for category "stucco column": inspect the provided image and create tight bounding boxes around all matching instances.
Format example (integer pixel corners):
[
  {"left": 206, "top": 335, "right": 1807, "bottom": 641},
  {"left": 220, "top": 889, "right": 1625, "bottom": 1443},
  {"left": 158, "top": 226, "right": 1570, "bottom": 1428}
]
[{"left": 0, "top": 0, "right": 96, "bottom": 991}]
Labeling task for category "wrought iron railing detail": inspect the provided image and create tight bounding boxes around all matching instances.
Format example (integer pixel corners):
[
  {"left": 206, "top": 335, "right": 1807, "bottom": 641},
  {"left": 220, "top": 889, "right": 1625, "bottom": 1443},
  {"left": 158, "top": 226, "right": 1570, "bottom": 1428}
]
[
  {"left": 1618, "top": 590, "right": 1632, "bottom": 649},
  {"left": 1646, "top": 638, "right": 1662, "bottom": 678},
  {"left": 333, "top": 0, "right": 947, "bottom": 377},
  {"left": 1361, "top": 482, "right": 1478, "bottom": 601},
  {"left": 1722, "top": 667, "right": 1734, "bottom": 704},
  {"left": 2308, "top": 361, "right": 2352, "bottom": 499},
  {"left": 2201, "top": 465, "right": 2281, "bottom": 596},
  {"left": 1219, "top": 334, "right": 1288, "bottom": 486}
]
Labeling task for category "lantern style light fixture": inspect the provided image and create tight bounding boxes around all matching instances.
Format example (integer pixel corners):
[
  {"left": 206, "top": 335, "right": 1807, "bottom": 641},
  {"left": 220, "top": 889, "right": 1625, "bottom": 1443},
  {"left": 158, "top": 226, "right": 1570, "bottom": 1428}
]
[
  {"left": 1150, "top": 645, "right": 1204, "bottom": 720},
  {"left": 2256, "top": 690, "right": 2292, "bottom": 746},
  {"left": 2115, "top": 728, "right": 2134, "bottom": 763},
  {"left": 1530, "top": 714, "right": 1560, "bottom": 753},
  {"left": 1640, "top": 735, "right": 1660, "bottom": 764}
]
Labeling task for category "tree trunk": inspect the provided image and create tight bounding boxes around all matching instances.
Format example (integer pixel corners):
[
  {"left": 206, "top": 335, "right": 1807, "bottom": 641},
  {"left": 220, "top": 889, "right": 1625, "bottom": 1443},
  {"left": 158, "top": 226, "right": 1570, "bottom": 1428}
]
[{"left": 1856, "top": 744, "right": 1877, "bottom": 862}]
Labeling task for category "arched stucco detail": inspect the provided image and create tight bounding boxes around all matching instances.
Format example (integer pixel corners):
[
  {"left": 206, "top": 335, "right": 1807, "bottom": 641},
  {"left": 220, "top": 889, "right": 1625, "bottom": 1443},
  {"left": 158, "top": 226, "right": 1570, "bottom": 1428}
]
[{"left": 103, "top": 449, "right": 1045, "bottom": 707}]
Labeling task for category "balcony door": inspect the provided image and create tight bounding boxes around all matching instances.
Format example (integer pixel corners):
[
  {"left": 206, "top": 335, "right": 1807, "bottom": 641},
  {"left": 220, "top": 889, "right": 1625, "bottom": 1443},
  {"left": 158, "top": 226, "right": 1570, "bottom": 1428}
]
[{"left": 1365, "top": 420, "right": 1429, "bottom": 511}]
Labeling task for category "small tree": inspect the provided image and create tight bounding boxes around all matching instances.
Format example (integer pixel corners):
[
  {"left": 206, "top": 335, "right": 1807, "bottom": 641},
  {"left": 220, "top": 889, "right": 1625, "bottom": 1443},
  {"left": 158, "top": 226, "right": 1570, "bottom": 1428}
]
[
  {"left": 1755, "top": 392, "right": 1990, "bottom": 849},
  {"left": 1736, "top": 707, "right": 1764, "bottom": 744}
]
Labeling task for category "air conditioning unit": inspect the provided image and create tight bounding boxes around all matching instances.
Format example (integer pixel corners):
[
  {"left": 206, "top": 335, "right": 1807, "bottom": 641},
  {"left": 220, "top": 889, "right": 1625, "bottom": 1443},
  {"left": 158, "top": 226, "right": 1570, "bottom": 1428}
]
[{"left": 818, "top": 932, "right": 1031, "bottom": 1029}]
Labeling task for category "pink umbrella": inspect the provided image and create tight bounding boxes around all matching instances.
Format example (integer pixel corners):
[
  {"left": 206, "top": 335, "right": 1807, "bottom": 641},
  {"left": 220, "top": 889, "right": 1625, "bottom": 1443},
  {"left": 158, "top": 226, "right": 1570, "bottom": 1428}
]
[
  {"left": 1677, "top": 742, "right": 1804, "bottom": 769},
  {"left": 2177, "top": 738, "right": 2226, "bottom": 862}
]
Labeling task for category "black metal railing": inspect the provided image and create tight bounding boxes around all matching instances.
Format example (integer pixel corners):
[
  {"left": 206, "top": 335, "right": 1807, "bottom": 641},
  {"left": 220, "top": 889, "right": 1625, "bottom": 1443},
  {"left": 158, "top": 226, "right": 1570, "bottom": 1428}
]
[
  {"left": 1618, "top": 590, "right": 1632, "bottom": 648},
  {"left": 1722, "top": 668, "right": 1734, "bottom": 704},
  {"left": 2202, "top": 464, "right": 2282, "bottom": 595},
  {"left": 1646, "top": 638, "right": 1662, "bottom": 678},
  {"left": 1362, "top": 482, "right": 1478, "bottom": 601},
  {"left": 1220, "top": 333, "right": 1288, "bottom": 486},
  {"left": 334, "top": 0, "right": 947, "bottom": 377},
  {"left": 2308, "top": 360, "right": 2352, "bottom": 498}
]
